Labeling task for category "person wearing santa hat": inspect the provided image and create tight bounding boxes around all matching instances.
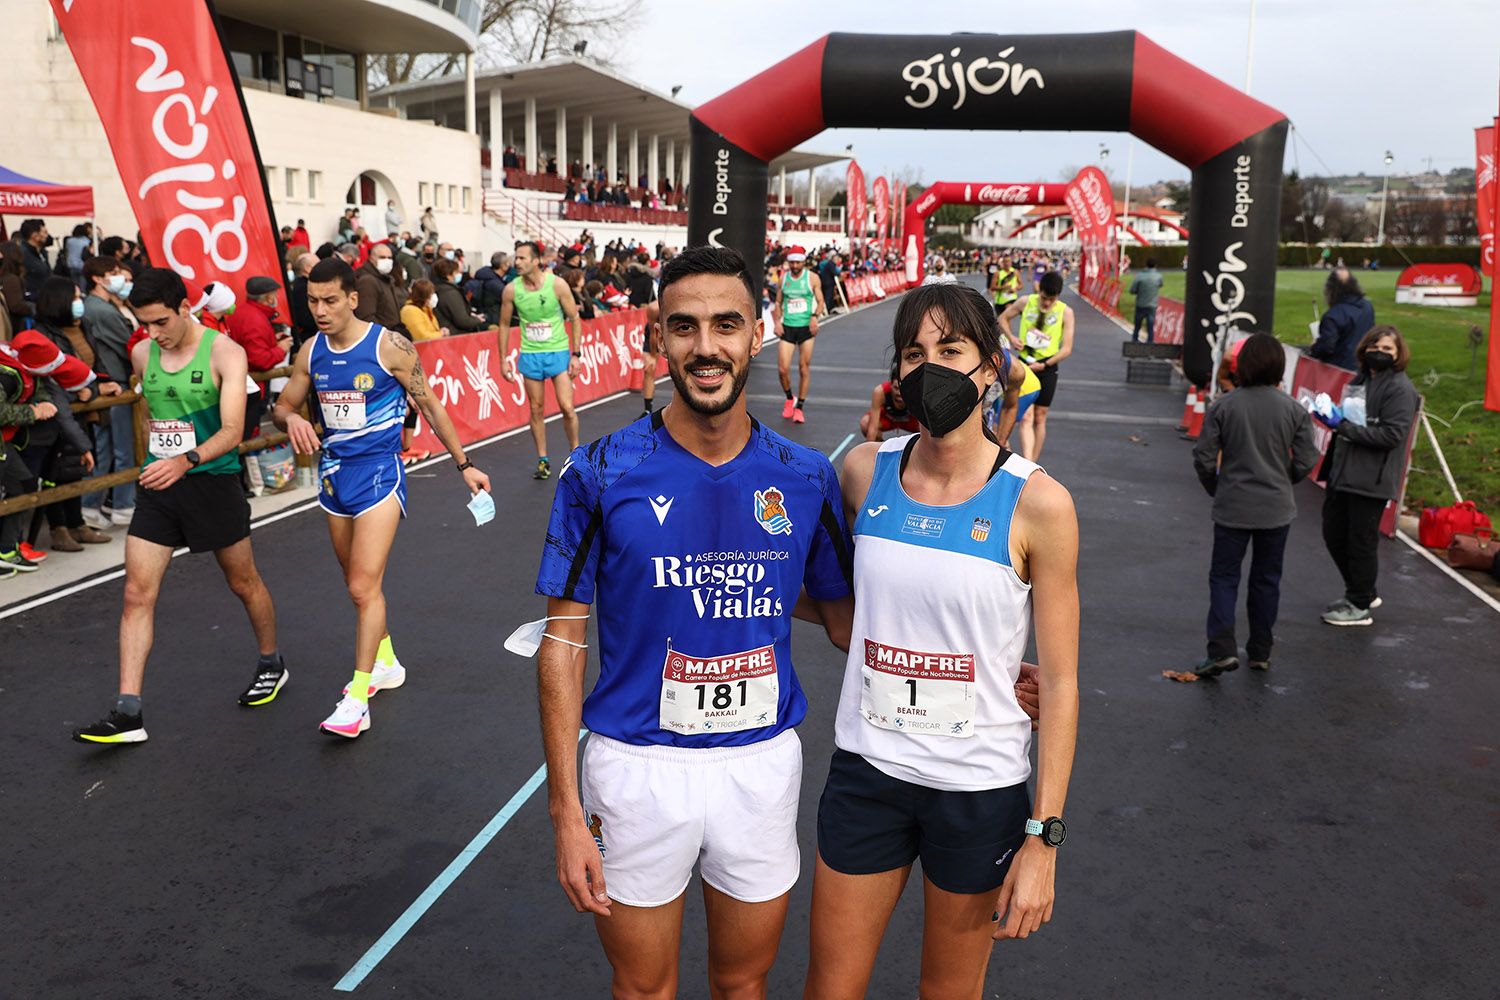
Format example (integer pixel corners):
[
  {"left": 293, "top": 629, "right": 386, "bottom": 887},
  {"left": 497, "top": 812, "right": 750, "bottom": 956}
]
[{"left": 774, "top": 246, "right": 826, "bottom": 425}]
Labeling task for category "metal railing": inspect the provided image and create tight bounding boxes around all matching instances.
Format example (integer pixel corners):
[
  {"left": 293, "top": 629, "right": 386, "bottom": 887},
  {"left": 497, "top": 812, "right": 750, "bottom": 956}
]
[{"left": 0, "top": 366, "right": 302, "bottom": 519}]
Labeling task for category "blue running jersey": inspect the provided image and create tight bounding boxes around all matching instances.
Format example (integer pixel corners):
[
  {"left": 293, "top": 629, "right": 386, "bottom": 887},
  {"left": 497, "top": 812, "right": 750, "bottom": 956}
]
[
  {"left": 537, "top": 412, "right": 853, "bottom": 748},
  {"left": 309, "top": 323, "right": 407, "bottom": 463}
]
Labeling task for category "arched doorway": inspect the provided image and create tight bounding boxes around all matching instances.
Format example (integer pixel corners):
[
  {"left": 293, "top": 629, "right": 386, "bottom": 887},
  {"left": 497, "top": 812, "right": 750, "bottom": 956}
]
[
  {"left": 344, "top": 170, "right": 405, "bottom": 237},
  {"left": 687, "top": 31, "right": 1287, "bottom": 384}
]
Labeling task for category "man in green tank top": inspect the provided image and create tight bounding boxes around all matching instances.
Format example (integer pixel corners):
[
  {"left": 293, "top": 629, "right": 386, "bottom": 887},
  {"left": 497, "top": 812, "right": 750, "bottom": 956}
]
[
  {"left": 773, "top": 246, "right": 827, "bottom": 425},
  {"left": 74, "top": 269, "right": 286, "bottom": 746},
  {"left": 499, "top": 241, "right": 584, "bottom": 479},
  {"left": 998, "top": 269, "right": 1074, "bottom": 462}
]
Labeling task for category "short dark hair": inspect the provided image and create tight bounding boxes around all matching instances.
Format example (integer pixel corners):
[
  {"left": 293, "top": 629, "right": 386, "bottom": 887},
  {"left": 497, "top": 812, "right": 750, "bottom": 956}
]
[
  {"left": 36, "top": 276, "right": 78, "bottom": 328},
  {"left": 891, "top": 282, "right": 1008, "bottom": 394},
  {"left": 1039, "top": 271, "right": 1063, "bottom": 297},
  {"left": 433, "top": 257, "right": 461, "bottom": 281},
  {"left": 127, "top": 267, "right": 187, "bottom": 311},
  {"left": 1145, "top": 257, "right": 1157, "bottom": 269},
  {"left": 18, "top": 219, "right": 45, "bottom": 241},
  {"left": 1357, "top": 323, "right": 1411, "bottom": 373},
  {"left": 308, "top": 256, "right": 357, "bottom": 292},
  {"left": 98, "top": 235, "right": 126, "bottom": 258},
  {"left": 658, "top": 246, "right": 756, "bottom": 311},
  {"left": 514, "top": 240, "right": 540, "bottom": 258},
  {"left": 82, "top": 255, "right": 123, "bottom": 289},
  {"left": 1233, "top": 332, "right": 1285, "bottom": 387}
]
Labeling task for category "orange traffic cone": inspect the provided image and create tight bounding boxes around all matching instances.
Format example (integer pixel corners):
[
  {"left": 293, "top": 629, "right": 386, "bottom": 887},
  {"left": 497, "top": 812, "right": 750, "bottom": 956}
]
[
  {"left": 1176, "top": 386, "right": 1198, "bottom": 432},
  {"left": 1181, "top": 388, "right": 1206, "bottom": 440}
]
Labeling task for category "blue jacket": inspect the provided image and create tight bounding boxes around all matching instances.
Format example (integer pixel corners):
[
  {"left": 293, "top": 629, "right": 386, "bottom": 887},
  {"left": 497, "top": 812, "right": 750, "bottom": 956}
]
[{"left": 1310, "top": 295, "right": 1374, "bottom": 371}]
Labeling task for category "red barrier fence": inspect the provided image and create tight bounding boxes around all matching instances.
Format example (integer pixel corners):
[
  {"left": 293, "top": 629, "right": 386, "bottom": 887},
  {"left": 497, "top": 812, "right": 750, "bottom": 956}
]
[
  {"left": 843, "top": 271, "right": 911, "bottom": 306},
  {"left": 409, "top": 308, "right": 660, "bottom": 452},
  {"left": 557, "top": 202, "right": 688, "bottom": 227}
]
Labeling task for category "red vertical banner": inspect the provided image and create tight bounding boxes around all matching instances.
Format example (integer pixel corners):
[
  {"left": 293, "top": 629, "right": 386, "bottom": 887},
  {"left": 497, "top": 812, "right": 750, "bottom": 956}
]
[
  {"left": 871, "top": 176, "right": 890, "bottom": 255},
  {"left": 1476, "top": 126, "right": 1494, "bottom": 277},
  {"left": 48, "top": 0, "right": 285, "bottom": 314},
  {"left": 1488, "top": 119, "right": 1500, "bottom": 412},
  {"left": 846, "top": 161, "right": 867, "bottom": 240},
  {"left": 1066, "top": 166, "right": 1120, "bottom": 314}
]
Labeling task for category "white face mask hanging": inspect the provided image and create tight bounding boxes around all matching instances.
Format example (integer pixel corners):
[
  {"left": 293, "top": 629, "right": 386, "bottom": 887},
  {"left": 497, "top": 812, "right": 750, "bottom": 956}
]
[{"left": 504, "top": 615, "right": 589, "bottom": 657}]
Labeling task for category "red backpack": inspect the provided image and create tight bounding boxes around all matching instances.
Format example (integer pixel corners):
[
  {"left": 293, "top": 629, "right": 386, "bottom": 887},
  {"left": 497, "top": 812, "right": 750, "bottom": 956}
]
[{"left": 1418, "top": 501, "right": 1493, "bottom": 549}]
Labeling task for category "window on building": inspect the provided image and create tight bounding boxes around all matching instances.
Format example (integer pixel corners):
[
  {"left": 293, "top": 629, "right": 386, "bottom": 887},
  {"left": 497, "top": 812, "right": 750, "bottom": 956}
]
[
  {"left": 463, "top": 187, "right": 472, "bottom": 212},
  {"left": 308, "top": 171, "right": 322, "bottom": 202},
  {"left": 448, "top": 184, "right": 457, "bottom": 210},
  {"left": 264, "top": 166, "right": 278, "bottom": 196},
  {"left": 285, "top": 168, "right": 299, "bottom": 200}
]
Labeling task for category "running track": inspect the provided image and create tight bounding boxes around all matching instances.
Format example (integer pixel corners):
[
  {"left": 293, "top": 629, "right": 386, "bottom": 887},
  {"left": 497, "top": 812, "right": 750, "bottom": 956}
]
[{"left": 4, "top": 280, "right": 1498, "bottom": 998}]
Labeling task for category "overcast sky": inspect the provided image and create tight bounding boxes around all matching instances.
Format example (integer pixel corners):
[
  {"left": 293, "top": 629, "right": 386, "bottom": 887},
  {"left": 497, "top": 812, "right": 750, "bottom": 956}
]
[{"left": 618, "top": 0, "right": 1500, "bottom": 186}]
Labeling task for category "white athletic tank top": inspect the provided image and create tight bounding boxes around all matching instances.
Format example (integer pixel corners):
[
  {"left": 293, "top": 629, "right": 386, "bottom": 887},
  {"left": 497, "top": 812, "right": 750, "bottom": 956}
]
[{"left": 834, "top": 436, "right": 1039, "bottom": 792}]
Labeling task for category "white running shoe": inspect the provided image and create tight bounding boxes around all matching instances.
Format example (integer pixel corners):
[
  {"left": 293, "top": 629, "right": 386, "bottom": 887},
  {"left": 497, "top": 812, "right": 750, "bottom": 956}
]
[
  {"left": 319, "top": 695, "right": 370, "bottom": 738},
  {"left": 82, "top": 507, "right": 111, "bottom": 530},
  {"left": 342, "top": 657, "right": 406, "bottom": 698},
  {"left": 110, "top": 506, "right": 136, "bottom": 527}
]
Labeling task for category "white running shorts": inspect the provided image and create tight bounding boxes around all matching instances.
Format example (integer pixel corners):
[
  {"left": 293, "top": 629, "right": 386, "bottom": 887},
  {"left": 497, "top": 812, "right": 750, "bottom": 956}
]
[{"left": 578, "top": 729, "right": 803, "bottom": 907}]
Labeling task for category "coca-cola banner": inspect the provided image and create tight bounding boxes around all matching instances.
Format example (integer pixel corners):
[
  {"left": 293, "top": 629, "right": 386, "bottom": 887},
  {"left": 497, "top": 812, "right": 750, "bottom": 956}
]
[
  {"left": 48, "top": 0, "right": 284, "bottom": 313},
  {"left": 1153, "top": 297, "right": 1185, "bottom": 345},
  {"left": 902, "top": 180, "right": 1066, "bottom": 282},
  {"left": 846, "top": 161, "right": 867, "bottom": 239},
  {"left": 871, "top": 176, "right": 891, "bottom": 249},
  {"left": 410, "top": 309, "right": 662, "bottom": 450},
  {"left": 1476, "top": 126, "right": 1494, "bottom": 277}
]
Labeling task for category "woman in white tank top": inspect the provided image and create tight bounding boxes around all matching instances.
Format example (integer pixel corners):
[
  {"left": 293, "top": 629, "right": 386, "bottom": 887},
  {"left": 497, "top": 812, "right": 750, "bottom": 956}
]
[{"left": 802, "top": 284, "right": 1080, "bottom": 999}]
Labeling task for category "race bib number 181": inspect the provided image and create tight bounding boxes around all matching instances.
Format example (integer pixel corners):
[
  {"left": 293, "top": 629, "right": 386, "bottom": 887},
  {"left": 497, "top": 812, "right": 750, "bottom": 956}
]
[
  {"left": 860, "top": 638, "right": 976, "bottom": 738},
  {"left": 659, "top": 643, "right": 779, "bottom": 735}
]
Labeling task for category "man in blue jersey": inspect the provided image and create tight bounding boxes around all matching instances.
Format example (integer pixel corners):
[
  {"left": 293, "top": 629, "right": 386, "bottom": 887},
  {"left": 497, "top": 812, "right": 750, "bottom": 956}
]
[
  {"left": 274, "top": 258, "right": 490, "bottom": 738},
  {"left": 533, "top": 246, "right": 853, "bottom": 999}
]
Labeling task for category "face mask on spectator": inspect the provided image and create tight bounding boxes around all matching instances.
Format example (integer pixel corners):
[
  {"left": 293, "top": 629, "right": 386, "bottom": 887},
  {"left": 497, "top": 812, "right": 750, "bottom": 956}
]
[
  {"left": 376, "top": 257, "right": 394, "bottom": 275},
  {"left": 453, "top": 273, "right": 463, "bottom": 285},
  {"left": 70, "top": 299, "right": 85, "bottom": 321},
  {"left": 443, "top": 251, "right": 456, "bottom": 261},
  {"left": 105, "top": 273, "right": 128, "bottom": 296},
  {"left": 427, "top": 293, "right": 439, "bottom": 309}
]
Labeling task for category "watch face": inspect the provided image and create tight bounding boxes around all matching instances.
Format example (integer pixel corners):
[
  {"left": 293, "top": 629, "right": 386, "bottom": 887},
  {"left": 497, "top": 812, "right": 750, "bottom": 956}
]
[{"left": 1043, "top": 819, "right": 1067, "bottom": 847}]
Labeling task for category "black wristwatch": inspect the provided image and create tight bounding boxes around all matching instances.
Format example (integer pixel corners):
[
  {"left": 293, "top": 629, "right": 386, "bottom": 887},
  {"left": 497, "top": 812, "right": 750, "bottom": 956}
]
[
  {"left": 185, "top": 449, "right": 202, "bottom": 467},
  {"left": 571, "top": 351, "right": 582, "bottom": 358},
  {"left": 455, "top": 459, "right": 474, "bottom": 472},
  {"left": 1025, "top": 817, "right": 1067, "bottom": 847}
]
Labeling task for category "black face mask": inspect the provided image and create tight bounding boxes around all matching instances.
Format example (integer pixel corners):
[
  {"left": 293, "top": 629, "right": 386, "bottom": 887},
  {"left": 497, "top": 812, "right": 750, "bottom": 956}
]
[
  {"left": 1365, "top": 352, "right": 1395, "bottom": 373},
  {"left": 899, "top": 361, "right": 984, "bottom": 438}
]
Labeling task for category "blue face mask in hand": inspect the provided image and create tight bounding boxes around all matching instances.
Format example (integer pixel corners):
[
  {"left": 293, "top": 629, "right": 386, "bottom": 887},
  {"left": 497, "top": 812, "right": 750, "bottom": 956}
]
[{"left": 467, "top": 489, "right": 495, "bottom": 526}]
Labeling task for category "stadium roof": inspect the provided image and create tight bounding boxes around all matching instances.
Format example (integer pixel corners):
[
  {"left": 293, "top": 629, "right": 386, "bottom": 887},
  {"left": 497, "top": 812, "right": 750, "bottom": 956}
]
[{"left": 373, "top": 56, "right": 846, "bottom": 176}]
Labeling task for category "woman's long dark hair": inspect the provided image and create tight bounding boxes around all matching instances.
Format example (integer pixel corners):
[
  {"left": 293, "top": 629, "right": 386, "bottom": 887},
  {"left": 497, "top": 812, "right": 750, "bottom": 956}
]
[
  {"left": 35, "top": 275, "right": 79, "bottom": 331},
  {"left": 890, "top": 283, "right": 1009, "bottom": 443}
]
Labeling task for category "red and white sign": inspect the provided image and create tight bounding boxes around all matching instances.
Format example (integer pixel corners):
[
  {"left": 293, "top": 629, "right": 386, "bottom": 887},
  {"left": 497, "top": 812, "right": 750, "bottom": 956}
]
[
  {"left": 1154, "top": 297, "right": 1186, "bottom": 345},
  {"left": 846, "top": 160, "right": 867, "bottom": 239},
  {"left": 1476, "top": 126, "right": 1494, "bottom": 277},
  {"left": 663, "top": 643, "right": 777, "bottom": 684},
  {"left": 49, "top": 0, "right": 285, "bottom": 316},
  {"left": 863, "top": 639, "right": 975, "bottom": 681},
  {"left": 0, "top": 167, "right": 95, "bottom": 217},
  {"left": 872, "top": 176, "right": 891, "bottom": 249},
  {"left": 1396, "top": 263, "right": 1482, "bottom": 293},
  {"left": 1067, "top": 166, "right": 1120, "bottom": 313}
]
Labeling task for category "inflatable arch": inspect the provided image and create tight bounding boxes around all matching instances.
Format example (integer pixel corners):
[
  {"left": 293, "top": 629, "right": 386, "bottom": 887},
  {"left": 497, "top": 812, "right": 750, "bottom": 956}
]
[{"left": 688, "top": 31, "right": 1287, "bottom": 384}]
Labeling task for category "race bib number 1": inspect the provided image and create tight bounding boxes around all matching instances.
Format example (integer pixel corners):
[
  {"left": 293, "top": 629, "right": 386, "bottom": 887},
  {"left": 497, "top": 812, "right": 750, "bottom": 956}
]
[
  {"left": 319, "top": 390, "right": 367, "bottom": 431},
  {"left": 524, "top": 321, "right": 554, "bottom": 344},
  {"left": 860, "top": 638, "right": 976, "bottom": 738},
  {"left": 659, "top": 643, "right": 779, "bottom": 735},
  {"left": 148, "top": 419, "right": 197, "bottom": 459}
]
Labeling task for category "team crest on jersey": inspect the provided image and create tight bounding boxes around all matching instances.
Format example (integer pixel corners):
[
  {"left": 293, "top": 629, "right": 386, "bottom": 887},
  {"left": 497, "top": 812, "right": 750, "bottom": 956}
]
[
  {"left": 352, "top": 372, "right": 375, "bottom": 391},
  {"left": 971, "top": 517, "right": 992, "bottom": 543},
  {"left": 322, "top": 476, "right": 334, "bottom": 496},
  {"left": 754, "top": 487, "right": 793, "bottom": 536},
  {"left": 587, "top": 813, "right": 606, "bottom": 858}
]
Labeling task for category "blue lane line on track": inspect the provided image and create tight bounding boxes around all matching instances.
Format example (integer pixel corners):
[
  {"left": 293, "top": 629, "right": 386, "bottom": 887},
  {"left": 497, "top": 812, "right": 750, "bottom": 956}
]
[
  {"left": 333, "top": 728, "right": 587, "bottom": 992},
  {"left": 333, "top": 427, "right": 864, "bottom": 991}
]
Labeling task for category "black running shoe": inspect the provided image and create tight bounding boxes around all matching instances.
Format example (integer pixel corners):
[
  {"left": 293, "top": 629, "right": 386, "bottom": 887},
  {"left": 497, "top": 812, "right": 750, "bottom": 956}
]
[
  {"left": 1191, "top": 656, "right": 1240, "bottom": 679},
  {"left": 238, "top": 658, "right": 290, "bottom": 707},
  {"left": 72, "top": 710, "right": 148, "bottom": 744},
  {"left": 533, "top": 458, "right": 551, "bottom": 480}
]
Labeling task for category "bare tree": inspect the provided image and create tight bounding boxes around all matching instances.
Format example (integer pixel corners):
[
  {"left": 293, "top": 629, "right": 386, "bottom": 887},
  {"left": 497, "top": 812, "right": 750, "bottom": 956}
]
[{"left": 368, "top": 0, "right": 640, "bottom": 91}]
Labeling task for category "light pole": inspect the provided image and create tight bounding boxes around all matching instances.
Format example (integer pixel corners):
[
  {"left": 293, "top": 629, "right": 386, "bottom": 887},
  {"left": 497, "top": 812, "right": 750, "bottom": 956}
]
[{"left": 1376, "top": 150, "right": 1394, "bottom": 244}]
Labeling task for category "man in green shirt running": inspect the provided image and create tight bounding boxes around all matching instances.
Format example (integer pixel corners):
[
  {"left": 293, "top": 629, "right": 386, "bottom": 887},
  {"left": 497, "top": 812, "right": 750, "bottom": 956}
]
[
  {"left": 773, "top": 245, "right": 827, "bottom": 424},
  {"left": 500, "top": 241, "right": 584, "bottom": 479},
  {"left": 73, "top": 269, "right": 285, "bottom": 745}
]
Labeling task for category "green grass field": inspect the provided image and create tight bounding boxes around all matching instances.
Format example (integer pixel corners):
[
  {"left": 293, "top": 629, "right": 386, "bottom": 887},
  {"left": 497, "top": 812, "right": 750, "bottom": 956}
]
[{"left": 1124, "top": 269, "right": 1500, "bottom": 513}]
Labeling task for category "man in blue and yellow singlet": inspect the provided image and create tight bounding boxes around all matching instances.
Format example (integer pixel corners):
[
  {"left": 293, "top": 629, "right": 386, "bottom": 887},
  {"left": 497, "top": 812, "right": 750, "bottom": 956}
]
[
  {"left": 73, "top": 268, "right": 285, "bottom": 745},
  {"left": 773, "top": 245, "right": 827, "bottom": 425},
  {"left": 275, "top": 258, "right": 490, "bottom": 739},
  {"left": 499, "top": 241, "right": 584, "bottom": 480},
  {"left": 998, "top": 270, "right": 1074, "bottom": 462}
]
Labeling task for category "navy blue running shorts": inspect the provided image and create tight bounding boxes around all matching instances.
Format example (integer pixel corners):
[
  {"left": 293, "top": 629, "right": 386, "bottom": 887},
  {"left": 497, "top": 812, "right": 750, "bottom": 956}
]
[{"left": 816, "top": 748, "right": 1031, "bottom": 895}]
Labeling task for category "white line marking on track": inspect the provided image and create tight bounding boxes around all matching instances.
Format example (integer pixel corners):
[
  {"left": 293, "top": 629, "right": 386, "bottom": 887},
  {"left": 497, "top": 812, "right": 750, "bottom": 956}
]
[{"left": 1395, "top": 530, "right": 1500, "bottom": 616}]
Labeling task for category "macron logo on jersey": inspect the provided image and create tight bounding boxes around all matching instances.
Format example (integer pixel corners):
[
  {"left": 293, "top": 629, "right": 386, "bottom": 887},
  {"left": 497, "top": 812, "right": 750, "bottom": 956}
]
[{"left": 649, "top": 494, "right": 674, "bottom": 525}]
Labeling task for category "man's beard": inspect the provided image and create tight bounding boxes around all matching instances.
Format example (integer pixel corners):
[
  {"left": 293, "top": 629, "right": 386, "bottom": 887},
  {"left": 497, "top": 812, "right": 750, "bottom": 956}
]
[{"left": 667, "top": 355, "right": 750, "bottom": 416}]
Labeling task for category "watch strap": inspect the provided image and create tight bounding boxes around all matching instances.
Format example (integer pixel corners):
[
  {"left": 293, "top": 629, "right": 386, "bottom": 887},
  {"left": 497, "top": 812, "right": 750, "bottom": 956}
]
[
  {"left": 1024, "top": 818, "right": 1043, "bottom": 837},
  {"left": 455, "top": 459, "right": 474, "bottom": 472}
]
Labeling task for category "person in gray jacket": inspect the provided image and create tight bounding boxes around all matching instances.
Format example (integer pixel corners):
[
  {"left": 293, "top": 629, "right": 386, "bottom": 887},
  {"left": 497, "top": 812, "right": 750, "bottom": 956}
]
[
  {"left": 1313, "top": 325, "right": 1420, "bottom": 626},
  {"left": 1191, "top": 333, "right": 1320, "bottom": 675}
]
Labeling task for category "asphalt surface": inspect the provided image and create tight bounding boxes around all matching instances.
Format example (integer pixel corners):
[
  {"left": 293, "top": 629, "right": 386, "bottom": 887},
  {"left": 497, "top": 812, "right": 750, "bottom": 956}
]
[{"left": 4, "top": 278, "right": 1498, "bottom": 999}]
